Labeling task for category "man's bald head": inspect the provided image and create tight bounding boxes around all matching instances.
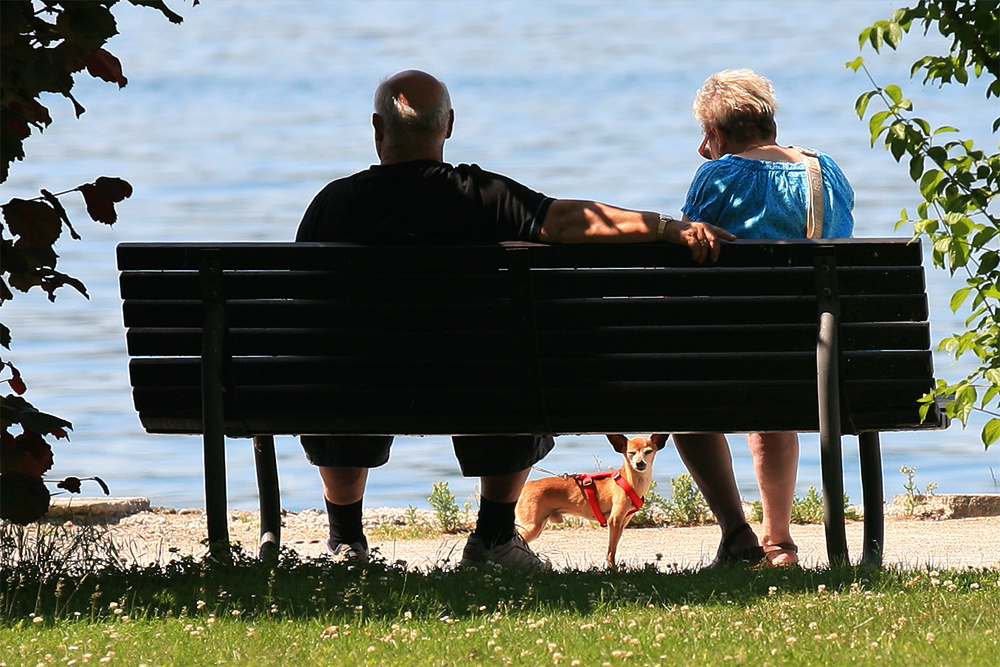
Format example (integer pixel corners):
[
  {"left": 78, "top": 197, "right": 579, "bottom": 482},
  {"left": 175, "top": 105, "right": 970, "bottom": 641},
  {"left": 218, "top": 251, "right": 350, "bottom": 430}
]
[{"left": 374, "top": 70, "right": 452, "bottom": 137}]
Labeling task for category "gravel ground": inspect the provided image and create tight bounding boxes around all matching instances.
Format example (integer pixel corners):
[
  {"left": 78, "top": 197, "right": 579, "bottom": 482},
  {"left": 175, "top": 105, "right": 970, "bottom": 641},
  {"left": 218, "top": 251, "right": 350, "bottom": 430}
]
[{"left": 35, "top": 499, "right": 1000, "bottom": 571}]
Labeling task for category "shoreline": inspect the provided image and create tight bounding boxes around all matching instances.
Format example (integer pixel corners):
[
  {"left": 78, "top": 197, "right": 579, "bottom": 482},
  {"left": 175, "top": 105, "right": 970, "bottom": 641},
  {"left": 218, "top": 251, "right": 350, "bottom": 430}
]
[{"left": 28, "top": 496, "right": 1000, "bottom": 571}]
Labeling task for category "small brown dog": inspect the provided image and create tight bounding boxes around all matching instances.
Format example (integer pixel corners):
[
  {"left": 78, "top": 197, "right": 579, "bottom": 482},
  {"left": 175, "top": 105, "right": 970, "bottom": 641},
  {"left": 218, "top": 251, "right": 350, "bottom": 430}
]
[{"left": 515, "top": 434, "right": 669, "bottom": 568}]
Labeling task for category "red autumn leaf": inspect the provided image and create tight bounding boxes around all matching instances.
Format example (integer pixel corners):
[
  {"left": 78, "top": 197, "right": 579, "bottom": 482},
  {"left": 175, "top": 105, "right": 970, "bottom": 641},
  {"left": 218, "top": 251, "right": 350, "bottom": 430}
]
[
  {"left": 1, "top": 198, "right": 62, "bottom": 248},
  {"left": 93, "top": 176, "right": 133, "bottom": 202},
  {"left": 2, "top": 113, "right": 31, "bottom": 140},
  {"left": 0, "top": 472, "right": 51, "bottom": 525},
  {"left": 3, "top": 362, "right": 27, "bottom": 395},
  {"left": 7, "top": 98, "right": 53, "bottom": 128},
  {"left": 55, "top": 476, "right": 110, "bottom": 495},
  {"left": 92, "top": 476, "right": 110, "bottom": 494},
  {"left": 78, "top": 177, "right": 132, "bottom": 225},
  {"left": 53, "top": 42, "right": 87, "bottom": 73},
  {"left": 40, "top": 270, "right": 90, "bottom": 302},
  {"left": 81, "top": 49, "right": 128, "bottom": 89},
  {"left": 58, "top": 476, "right": 82, "bottom": 494},
  {"left": 63, "top": 89, "right": 86, "bottom": 118},
  {"left": 9, "top": 376, "right": 26, "bottom": 395},
  {"left": 12, "top": 430, "right": 54, "bottom": 477},
  {"left": 40, "top": 189, "right": 80, "bottom": 240}
]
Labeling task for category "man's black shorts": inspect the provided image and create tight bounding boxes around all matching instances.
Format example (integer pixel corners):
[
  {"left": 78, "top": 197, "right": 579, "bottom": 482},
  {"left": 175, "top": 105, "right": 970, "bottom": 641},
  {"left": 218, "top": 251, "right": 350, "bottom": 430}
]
[{"left": 299, "top": 434, "right": 555, "bottom": 477}]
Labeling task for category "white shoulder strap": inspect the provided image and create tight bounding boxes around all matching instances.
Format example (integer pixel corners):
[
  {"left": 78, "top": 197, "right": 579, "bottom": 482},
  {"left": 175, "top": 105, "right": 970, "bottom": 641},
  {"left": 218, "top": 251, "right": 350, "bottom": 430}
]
[{"left": 794, "top": 147, "right": 824, "bottom": 238}]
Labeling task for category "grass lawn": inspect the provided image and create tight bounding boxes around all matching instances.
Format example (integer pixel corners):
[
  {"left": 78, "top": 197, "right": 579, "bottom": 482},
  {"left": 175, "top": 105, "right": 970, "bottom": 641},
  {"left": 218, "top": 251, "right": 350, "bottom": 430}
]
[{"left": 2, "top": 543, "right": 998, "bottom": 667}]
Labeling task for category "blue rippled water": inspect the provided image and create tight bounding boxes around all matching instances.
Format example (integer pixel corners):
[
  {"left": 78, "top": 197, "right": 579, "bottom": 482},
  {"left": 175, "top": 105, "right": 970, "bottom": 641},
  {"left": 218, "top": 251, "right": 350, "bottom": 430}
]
[{"left": 3, "top": 0, "right": 998, "bottom": 511}]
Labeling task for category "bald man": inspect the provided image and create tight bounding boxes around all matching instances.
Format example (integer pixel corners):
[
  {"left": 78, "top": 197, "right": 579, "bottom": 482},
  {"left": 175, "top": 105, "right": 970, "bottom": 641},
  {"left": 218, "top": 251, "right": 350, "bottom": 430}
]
[{"left": 296, "top": 70, "right": 733, "bottom": 569}]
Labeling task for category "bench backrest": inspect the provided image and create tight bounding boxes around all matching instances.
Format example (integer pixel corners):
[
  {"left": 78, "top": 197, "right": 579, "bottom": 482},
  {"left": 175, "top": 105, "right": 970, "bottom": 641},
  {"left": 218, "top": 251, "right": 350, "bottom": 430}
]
[{"left": 117, "top": 239, "right": 942, "bottom": 437}]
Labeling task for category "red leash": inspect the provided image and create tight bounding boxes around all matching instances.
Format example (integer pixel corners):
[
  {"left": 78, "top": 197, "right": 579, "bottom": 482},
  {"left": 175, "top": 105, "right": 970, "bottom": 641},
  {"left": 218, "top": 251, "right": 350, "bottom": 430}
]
[{"left": 573, "top": 471, "right": 644, "bottom": 527}]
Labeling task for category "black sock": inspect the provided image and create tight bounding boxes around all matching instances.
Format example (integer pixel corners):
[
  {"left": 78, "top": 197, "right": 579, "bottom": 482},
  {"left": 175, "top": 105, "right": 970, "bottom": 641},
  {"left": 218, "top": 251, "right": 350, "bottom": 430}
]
[
  {"left": 473, "top": 496, "right": 517, "bottom": 548},
  {"left": 325, "top": 497, "right": 366, "bottom": 547}
]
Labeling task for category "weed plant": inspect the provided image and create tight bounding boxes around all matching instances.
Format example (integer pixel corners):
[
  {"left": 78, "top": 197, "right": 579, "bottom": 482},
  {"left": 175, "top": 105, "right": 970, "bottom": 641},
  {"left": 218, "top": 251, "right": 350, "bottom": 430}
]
[
  {"left": 636, "top": 475, "right": 711, "bottom": 527},
  {"left": 368, "top": 505, "right": 442, "bottom": 540},
  {"left": 0, "top": 519, "right": 128, "bottom": 576},
  {"left": 899, "top": 465, "right": 939, "bottom": 516},
  {"left": 427, "top": 482, "right": 475, "bottom": 533},
  {"left": 2, "top": 544, "right": 998, "bottom": 667},
  {"left": 749, "top": 486, "right": 859, "bottom": 525}
]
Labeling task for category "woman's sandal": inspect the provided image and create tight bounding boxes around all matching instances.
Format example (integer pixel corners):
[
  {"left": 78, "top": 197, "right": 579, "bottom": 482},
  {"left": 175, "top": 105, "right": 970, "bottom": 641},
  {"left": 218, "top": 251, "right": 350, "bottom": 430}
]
[
  {"left": 762, "top": 541, "right": 799, "bottom": 567},
  {"left": 709, "top": 523, "right": 766, "bottom": 568}
]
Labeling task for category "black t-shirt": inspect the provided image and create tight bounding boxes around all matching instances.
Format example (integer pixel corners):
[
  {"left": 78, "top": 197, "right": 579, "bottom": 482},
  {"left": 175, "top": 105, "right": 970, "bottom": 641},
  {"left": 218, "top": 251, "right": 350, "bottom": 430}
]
[{"left": 295, "top": 160, "right": 553, "bottom": 244}]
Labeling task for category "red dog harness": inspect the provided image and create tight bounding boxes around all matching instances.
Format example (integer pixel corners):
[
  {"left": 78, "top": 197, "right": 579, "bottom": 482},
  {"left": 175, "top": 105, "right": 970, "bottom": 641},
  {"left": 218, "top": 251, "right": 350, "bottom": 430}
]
[{"left": 574, "top": 471, "right": 644, "bottom": 527}]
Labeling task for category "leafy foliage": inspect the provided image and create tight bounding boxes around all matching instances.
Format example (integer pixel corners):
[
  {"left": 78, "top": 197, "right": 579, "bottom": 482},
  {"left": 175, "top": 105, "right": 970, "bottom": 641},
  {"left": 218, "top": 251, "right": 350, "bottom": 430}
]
[
  {"left": 847, "top": 1, "right": 999, "bottom": 446},
  {"left": 1, "top": 0, "right": 193, "bottom": 524}
]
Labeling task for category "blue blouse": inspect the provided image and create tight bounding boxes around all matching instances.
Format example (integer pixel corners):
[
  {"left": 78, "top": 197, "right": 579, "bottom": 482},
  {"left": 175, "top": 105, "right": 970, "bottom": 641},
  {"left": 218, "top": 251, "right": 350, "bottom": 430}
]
[{"left": 681, "top": 151, "right": 855, "bottom": 239}]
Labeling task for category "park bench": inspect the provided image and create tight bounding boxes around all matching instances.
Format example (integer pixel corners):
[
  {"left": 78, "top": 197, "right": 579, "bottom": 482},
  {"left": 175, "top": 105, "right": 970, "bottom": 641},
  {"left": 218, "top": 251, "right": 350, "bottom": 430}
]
[{"left": 117, "top": 238, "right": 946, "bottom": 565}]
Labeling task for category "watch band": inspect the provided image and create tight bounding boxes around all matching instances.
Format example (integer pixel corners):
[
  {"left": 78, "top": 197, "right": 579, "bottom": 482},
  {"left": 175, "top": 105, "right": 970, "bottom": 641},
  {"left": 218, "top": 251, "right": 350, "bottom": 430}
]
[{"left": 657, "top": 214, "right": 675, "bottom": 241}]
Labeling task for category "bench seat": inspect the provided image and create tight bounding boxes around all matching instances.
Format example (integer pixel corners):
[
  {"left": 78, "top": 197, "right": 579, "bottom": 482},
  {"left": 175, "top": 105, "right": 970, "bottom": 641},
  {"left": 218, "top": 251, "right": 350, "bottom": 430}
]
[{"left": 117, "top": 238, "right": 947, "bottom": 565}]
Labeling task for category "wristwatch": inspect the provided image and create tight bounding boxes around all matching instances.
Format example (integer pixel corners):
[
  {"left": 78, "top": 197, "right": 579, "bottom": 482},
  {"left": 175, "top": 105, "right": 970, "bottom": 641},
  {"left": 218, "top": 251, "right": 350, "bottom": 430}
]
[{"left": 656, "top": 214, "right": 676, "bottom": 241}]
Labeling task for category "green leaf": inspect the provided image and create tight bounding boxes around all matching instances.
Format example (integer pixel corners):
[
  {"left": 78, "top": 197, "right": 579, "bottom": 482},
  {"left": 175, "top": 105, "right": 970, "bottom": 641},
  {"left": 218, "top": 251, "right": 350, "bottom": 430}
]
[
  {"left": 868, "top": 110, "right": 891, "bottom": 145},
  {"left": 983, "top": 419, "right": 1000, "bottom": 447},
  {"left": 919, "top": 170, "right": 944, "bottom": 199},
  {"left": 950, "top": 287, "right": 972, "bottom": 312},
  {"left": 859, "top": 26, "right": 874, "bottom": 50},
  {"left": 846, "top": 56, "right": 865, "bottom": 72},
  {"left": 979, "top": 252, "right": 1000, "bottom": 276},
  {"left": 973, "top": 229, "right": 997, "bottom": 248},
  {"left": 933, "top": 125, "right": 960, "bottom": 135},
  {"left": 981, "top": 284, "right": 1000, "bottom": 300},
  {"left": 885, "top": 21, "right": 904, "bottom": 49},
  {"left": 884, "top": 84, "right": 903, "bottom": 105},
  {"left": 869, "top": 23, "right": 885, "bottom": 51},
  {"left": 854, "top": 90, "right": 877, "bottom": 119}
]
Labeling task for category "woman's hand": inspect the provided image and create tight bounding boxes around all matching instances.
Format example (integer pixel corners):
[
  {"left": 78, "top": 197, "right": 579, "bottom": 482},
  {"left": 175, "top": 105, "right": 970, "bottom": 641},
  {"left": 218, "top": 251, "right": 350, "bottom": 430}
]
[{"left": 664, "top": 216, "right": 736, "bottom": 263}]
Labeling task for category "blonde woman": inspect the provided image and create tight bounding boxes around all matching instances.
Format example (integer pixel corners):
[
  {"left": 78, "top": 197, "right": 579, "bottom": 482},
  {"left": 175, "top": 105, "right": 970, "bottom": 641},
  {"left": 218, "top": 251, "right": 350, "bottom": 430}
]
[{"left": 674, "top": 69, "right": 854, "bottom": 567}]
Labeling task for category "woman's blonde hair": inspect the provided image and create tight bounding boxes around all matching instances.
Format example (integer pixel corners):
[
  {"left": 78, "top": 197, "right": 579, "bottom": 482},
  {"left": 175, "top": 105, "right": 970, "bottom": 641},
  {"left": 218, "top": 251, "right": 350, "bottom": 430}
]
[{"left": 692, "top": 69, "right": 778, "bottom": 143}]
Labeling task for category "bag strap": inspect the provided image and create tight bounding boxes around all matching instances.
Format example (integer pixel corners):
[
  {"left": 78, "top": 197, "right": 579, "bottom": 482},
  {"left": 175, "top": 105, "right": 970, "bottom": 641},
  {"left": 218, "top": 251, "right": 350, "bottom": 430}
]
[{"left": 795, "top": 147, "right": 824, "bottom": 238}]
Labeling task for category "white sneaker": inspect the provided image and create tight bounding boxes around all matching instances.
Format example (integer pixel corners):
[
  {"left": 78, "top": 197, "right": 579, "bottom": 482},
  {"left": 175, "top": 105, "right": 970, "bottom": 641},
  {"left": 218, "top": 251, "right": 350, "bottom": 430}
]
[
  {"left": 461, "top": 534, "right": 552, "bottom": 570},
  {"left": 326, "top": 536, "right": 369, "bottom": 563}
]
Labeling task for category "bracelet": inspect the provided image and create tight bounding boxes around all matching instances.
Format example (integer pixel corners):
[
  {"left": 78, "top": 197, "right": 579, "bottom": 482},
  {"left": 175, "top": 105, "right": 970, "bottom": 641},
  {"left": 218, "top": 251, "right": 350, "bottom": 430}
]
[{"left": 656, "top": 214, "right": 675, "bottom": 241}]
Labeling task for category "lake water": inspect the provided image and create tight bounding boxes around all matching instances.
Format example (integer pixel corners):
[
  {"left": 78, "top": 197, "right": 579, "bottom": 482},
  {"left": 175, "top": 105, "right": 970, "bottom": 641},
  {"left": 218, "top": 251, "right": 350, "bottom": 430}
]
[{"left": 3, "top": 0, "right": 998, "bottom": 512}]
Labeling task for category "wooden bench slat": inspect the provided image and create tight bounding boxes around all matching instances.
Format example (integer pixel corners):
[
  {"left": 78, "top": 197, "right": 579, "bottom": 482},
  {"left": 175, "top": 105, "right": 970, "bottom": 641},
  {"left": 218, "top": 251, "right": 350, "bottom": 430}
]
[
  {"left": 116, "top": 238, "right": 924, "bottom": 271},
  {"left": 119, "top": 265, "right": 926, "bottom": 301},
  {"left": 128, "top": 350, "right": 934, "bottom": 390},
  {"left": 129, "top": 378, "right": 935, "bottom": 437},
  {"left": 121, "top": 293, "right": 928, "bottom": 330},
  {"left": 124, "top": 321, "right": 932, "bottom": 357}
]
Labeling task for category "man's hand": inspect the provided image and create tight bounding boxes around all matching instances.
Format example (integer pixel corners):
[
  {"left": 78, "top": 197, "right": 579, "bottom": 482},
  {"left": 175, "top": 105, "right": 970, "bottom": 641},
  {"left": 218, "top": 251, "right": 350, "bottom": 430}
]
[{"left": 664, "top": 217, "right": 736, "bottom": 263}]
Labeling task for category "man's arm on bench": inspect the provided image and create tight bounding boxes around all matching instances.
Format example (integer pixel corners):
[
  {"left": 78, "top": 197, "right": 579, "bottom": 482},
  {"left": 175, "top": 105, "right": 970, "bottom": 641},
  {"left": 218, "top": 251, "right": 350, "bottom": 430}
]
[{"left": 537, "top": 199, "right": 734, "bottom": 263}]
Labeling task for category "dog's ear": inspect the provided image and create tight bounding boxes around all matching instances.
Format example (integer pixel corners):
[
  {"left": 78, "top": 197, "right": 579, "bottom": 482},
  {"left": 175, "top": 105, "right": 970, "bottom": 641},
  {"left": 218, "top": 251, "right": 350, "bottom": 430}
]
[
  {"left": 651, "top": 433, "right": 669, "bottom": 450},
  {"left": 607, "top": 434, "right": 629, "bottom": 452}
]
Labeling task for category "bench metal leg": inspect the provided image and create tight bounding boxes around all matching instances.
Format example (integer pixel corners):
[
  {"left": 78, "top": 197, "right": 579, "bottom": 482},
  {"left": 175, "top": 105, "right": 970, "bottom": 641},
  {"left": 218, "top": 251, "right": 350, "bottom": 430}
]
[
  {"left": 254, "top": 436, "right": 281, "bottom": 562},
  {"left": 859, "top": 431, "right": 884, "bottom": 567},
  {"left": 200, "top": 258, "right": 230, "bottom": 559},
  {"left": 817, "top": 306, "right": 849, "bottom": 566}
]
